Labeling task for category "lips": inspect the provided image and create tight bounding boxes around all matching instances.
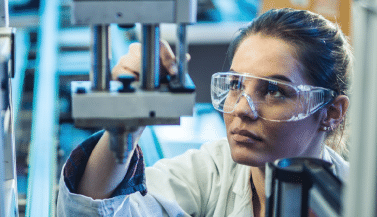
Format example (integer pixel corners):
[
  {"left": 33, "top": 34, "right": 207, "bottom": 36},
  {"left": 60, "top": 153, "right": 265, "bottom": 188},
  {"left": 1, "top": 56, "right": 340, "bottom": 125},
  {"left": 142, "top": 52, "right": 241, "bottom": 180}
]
[{"left": 231, "top": 129, "right": 263, "bottom": 143}]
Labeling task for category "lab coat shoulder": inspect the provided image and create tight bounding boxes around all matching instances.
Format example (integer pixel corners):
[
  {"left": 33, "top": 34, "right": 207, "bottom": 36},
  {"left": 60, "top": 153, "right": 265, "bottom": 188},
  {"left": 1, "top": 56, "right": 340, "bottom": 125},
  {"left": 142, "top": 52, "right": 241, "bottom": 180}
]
[
  {"left": 146, "top": 137, "right": 239, "bottom": 216},
  {"left": 322, "top": 145, "right": 349, "bottom": 181}
]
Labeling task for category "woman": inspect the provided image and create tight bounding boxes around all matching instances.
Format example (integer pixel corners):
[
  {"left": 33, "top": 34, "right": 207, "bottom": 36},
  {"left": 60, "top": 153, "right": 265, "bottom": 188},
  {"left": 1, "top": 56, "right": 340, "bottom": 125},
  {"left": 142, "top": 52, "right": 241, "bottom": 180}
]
[{"left": 57, "top": 8, "right": 352, "bottom": 217}]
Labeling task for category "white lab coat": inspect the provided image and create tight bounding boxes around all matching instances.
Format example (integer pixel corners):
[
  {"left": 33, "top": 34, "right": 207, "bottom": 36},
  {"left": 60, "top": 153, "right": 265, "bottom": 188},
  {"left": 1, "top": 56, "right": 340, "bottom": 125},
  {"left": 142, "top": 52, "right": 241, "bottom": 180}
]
[{"left": 57, "top": 138, "right": 349, "bottom": 217}]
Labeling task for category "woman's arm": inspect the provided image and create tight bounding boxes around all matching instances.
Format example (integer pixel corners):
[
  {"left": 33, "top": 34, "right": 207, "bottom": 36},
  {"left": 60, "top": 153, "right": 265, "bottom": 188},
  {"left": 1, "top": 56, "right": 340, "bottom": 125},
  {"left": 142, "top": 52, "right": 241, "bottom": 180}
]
[
  {"left": 77, "top": 131, "right": 135, "bottom": 199},
  {"left": 76, "top": 41, "right": 180, "bottom": 199}
]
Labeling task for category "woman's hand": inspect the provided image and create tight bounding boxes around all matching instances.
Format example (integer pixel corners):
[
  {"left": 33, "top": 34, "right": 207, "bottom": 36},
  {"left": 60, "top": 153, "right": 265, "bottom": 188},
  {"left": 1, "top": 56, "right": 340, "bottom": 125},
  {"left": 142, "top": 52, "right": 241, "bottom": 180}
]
[{"left": 112, "top": 40, "right": 190, "bottom": 80}]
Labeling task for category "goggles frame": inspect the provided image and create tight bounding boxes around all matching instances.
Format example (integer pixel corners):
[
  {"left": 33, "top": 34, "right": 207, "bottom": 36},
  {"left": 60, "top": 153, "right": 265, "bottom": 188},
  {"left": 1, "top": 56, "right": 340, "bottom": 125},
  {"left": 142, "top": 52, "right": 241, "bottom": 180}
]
[{"left": 211, "top": 72, "right": 337, "bottom": 122}]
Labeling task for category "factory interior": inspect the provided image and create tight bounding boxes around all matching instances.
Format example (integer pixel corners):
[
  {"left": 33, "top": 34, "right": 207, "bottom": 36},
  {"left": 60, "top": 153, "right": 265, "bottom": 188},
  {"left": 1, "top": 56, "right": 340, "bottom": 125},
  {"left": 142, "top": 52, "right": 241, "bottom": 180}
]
[{"left": 0, "top": 0, "right": 376, "bottom": 216}]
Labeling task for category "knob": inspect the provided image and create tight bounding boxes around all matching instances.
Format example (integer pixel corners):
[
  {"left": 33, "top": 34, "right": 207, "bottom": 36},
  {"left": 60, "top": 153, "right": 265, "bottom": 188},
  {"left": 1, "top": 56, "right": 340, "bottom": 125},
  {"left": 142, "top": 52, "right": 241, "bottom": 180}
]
[{"left": 118, "top": 74, "right": 135, "bottom": 92}]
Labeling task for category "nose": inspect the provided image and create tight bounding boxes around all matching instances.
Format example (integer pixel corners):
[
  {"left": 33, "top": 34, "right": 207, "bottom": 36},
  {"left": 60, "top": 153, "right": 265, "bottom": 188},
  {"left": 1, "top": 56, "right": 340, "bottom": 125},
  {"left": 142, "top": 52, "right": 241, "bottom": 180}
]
[{"left": 233, "top": 92, "right": 258, "bottom": 120}]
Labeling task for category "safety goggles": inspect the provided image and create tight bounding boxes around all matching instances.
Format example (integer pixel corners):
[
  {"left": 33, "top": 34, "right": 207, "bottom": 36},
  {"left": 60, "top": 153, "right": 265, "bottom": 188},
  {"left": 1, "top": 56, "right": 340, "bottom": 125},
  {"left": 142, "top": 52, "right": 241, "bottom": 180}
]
[{"left": 211, "top": 72, "right": 336, "bottom": 122}]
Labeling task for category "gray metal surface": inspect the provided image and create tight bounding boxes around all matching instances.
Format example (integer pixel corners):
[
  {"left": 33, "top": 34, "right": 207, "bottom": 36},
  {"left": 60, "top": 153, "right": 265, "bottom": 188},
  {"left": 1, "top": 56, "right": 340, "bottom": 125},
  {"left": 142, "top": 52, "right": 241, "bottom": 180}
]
[
  {"left": 91, "top": 25, "right": 111, "bottom": 91},
  {"left": 142, "top": 24, "right": 160, "bottom": 90},
  {"left": 72, "top": 1, "right": 175, "bottom": 24},
  {"left": 0, "top": 0, "right": 8, "bottom": 27},
  {"left": 0, "top": 26, "right": 19, "bottom": 217},
  {"left": 309, "top": 188, "right": 338, "bottom": 217},
  {"left": 74, "top": 118, "right": 180, "bottom": 128},
  {"left": 176, "top": 0, "right": 197, "bottom": 23},
  {"left": 279, "top": 182, "right": 302, "bottom": 217},
  {"left": 71, "top": 0, "right": 197, "bottom": 25},
  {"left": 176, "top": 24, "right": 187, "bottom": 85},
  {"left": 72, "top": 82, "right": 195, "bottom": 119},
  {"left": 0, "top": 29, "right": 18, "bottom": 217},
  {"left": 0, "top": 35, "right": 9, "bottom": 217},
  {"left": 109, "top": 128, "right": 137, "bottom": 164},
  {"left": 344, "top": 1, "right": 377, "bottom": 216}
]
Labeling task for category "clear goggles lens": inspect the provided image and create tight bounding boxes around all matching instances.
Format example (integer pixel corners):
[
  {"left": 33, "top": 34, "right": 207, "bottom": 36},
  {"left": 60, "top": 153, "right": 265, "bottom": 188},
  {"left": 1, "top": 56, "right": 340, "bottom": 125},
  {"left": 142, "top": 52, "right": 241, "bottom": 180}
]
[{"left": 211, "top": 72, "right": 336, "bottom": 122}]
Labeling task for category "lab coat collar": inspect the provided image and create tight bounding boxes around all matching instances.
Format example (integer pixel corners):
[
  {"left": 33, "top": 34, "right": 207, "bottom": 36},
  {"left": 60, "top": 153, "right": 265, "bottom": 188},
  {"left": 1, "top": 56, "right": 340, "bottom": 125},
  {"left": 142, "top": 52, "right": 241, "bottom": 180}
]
[
  {"left": 232, "top": 163, "right": 252, "bottom": 197},
  {"left": 321, "top": 146, "right": 338, "bottom": 176},
  {"left": 230, "top": 164, "right": 254, "bottom": 215}
]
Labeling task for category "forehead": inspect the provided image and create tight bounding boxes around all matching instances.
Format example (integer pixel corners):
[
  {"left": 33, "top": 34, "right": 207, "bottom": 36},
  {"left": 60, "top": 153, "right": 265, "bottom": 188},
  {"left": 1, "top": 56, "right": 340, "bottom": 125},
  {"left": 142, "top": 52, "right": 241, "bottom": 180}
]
[{"left": 231, "top": 34, "right": 309, "bottom": 85}]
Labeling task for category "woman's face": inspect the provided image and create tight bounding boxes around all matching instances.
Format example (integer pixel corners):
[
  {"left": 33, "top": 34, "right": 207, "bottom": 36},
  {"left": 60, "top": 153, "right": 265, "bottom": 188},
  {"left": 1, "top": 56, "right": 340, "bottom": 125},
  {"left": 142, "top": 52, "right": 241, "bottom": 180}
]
[{"left": 225, "top": 34, "right": 325, "bottom": 167}]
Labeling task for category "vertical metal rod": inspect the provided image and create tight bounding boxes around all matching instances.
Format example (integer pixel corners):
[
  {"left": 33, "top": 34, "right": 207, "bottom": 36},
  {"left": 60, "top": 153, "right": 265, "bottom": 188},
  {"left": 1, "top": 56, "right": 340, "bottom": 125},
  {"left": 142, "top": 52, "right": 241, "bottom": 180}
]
[
  {"left": 109, "top": 128, "right": 136, "bottom": 164},
  {"left": 141, "top": 24, "right": 160, "bottom": 90},
  {"left": 0, "top": 58, "right": 6, "bottom": 217},
  {"left": 0, "top": 0, "right": 9, "bottom": 27},
  {"left": 176, "top": 24, "right": 187, "bottom": 85},
  {"left": 265, "top": 163, "right": 276, "bottom": 217},
  {"left": 91, "top": 24, "right": 110, "bottom": 91},
  {"left": 344, "top": 2, "right": 377, "bottom": 217}
]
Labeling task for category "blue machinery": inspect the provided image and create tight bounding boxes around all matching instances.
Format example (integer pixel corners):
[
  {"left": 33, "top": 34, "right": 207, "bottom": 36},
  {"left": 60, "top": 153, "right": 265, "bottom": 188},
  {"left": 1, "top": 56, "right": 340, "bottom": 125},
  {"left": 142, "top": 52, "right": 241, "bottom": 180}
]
[{"left": 0, "top": 0, "right": 377, "bottom": 216}]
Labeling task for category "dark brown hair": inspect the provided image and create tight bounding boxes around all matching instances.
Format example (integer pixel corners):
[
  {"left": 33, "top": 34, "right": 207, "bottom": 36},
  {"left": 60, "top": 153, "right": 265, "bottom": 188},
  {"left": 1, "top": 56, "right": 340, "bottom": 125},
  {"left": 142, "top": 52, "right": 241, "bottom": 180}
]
[{"left": 228, "top": 8, "right": 353, "bottom": 156}]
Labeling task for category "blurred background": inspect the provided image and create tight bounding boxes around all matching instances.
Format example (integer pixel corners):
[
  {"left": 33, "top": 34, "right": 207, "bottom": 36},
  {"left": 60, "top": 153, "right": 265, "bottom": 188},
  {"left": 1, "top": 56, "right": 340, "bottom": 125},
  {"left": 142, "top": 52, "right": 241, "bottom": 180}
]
[{"left": 3, "top": 0, "right": 354, "bottom": 216}]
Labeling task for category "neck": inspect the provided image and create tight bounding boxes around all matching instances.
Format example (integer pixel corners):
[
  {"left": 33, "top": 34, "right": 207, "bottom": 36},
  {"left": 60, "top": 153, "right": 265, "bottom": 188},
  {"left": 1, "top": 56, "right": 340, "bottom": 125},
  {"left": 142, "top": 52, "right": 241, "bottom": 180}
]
[{"left": 251, "top": 166, "right": 266, "bottom": 217}]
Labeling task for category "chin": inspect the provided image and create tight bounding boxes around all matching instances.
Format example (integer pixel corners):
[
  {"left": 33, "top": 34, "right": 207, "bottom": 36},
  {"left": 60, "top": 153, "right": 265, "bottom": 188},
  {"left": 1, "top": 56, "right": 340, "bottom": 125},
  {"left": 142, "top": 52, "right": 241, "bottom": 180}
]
[{"left": 229, "top": 144, "right": 270, "bottom": 167}]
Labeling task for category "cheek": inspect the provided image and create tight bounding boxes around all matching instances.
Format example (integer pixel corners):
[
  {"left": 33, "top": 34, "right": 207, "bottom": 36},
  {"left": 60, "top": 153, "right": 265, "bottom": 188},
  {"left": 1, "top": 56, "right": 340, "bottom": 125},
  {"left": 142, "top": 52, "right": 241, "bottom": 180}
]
[
  {"left": 223, "top": 113, "right": 232, "bottom": 131},
  {"left": 223, "top": 111, "right": 322, "bottom": 165},
  {"left": 264, "top": 119, "right": 319, "bottom": 155}
]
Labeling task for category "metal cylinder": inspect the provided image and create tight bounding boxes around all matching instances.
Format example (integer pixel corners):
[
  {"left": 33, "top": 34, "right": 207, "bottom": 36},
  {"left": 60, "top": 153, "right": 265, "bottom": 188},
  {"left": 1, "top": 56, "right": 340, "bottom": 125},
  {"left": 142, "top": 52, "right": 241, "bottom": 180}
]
[
  {"left": 109, "top": 128, "right": 137, "bottom": 164},
  {"left": 176, "top": 24, "right": 187, "bottom": 85},
  {"left": 90, "top": 24, "right": 111, "bottom": 91},
  {"left": 265, "top": 158, "right": 334, "bottom": 217},
  {"left": 0, "top": 60, "right": 8, "bottom": 111},
  {"left": 141, "top": 24, "right": 160, "bottom": 90}
]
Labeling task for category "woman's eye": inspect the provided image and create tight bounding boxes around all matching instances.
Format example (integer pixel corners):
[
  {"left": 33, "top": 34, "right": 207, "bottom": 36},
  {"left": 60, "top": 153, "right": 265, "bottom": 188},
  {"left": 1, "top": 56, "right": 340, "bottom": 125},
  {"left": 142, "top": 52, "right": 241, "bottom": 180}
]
[
  {"left": 229, "top": 80, "right": 241, "bottom": 90},
  {"left": 266, "top": 83, "right": 285, "bottom": 98},
  {"left": 268, "top": 90, "right": 284, "bottom": 98}
]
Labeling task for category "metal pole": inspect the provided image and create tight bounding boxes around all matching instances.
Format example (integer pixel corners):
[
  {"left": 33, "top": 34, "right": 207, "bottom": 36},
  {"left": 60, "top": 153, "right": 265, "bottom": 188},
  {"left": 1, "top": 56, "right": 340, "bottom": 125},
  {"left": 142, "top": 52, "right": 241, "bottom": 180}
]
[
  {"left": 141, "top": 24, "right": 160, "bottom": 90},
  {"left": 0, "top": 54, "right": 6, "bottom": 217},
  {"left": 344, "top": 1, "right": 377, "bottom": 216},
  {"left": 0, "top": 0, "right": 9, "bottom": 27},
  {"left": 109, "top": 127, "right": 137, "bottom": 164},
  {"left": 91, "top": 24, "right": 111, "bottom": 91},
  {"left": 176, "top": 24, "right": 187, "bottom": 85}
]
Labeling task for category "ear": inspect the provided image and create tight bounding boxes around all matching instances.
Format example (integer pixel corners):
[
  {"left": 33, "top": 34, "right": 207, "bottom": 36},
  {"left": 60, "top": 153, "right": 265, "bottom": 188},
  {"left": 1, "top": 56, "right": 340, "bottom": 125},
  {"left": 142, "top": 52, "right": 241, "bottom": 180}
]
[{"left": 320, "top": 95, "right": 350, "bottom": 130}]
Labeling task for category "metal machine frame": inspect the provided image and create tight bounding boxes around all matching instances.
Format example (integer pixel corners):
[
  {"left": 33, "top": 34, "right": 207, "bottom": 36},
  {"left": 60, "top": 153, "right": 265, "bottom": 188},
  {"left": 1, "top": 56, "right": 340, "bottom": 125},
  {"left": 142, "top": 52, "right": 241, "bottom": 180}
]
[
  {"left": 71, "top": 0, "right": 197, "bottom": 163},
  {"left": 265, "top": 158, "right": 342, "bottom": 217},
  {"left": 344, "top": 0, "right": 377, "bottom": 216},
  {"left": 0, "top": 0, "right": 8, "bottom": 27},
  {"left": 0, "top": 1, "right": 18, "bottom": 215}
]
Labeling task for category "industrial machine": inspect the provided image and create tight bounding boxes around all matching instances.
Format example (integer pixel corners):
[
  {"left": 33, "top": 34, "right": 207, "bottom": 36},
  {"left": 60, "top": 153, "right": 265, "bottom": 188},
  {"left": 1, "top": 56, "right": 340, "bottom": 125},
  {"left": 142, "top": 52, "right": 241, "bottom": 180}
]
[
  {"left": 0, "top": 1, "right": 18, "bottom": 216},
  {"left": 344, "top": 0, "right": 377, "bottom": 216},
  {"left": 0, "top": 0, "right": 8, "bottom": 27},
  {"left": 70, "top": 0, "right": 197, "bottom": 163},
  {"left": 0, "top": 0, "right": 375, "bottom": 216},
  {"left": 265, "top": 158, "right": 342, "bottom": 217}
]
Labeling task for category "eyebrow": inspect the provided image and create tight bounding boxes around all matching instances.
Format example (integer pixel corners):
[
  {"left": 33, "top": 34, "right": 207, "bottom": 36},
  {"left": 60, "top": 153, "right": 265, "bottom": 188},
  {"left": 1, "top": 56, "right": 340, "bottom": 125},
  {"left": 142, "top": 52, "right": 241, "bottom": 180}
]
[
  {"left": 266, "top": 75, "right": 292, "bottom": 83},
  {"left": 229, "top": 69, "right": 293, "bottom": 83}
]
